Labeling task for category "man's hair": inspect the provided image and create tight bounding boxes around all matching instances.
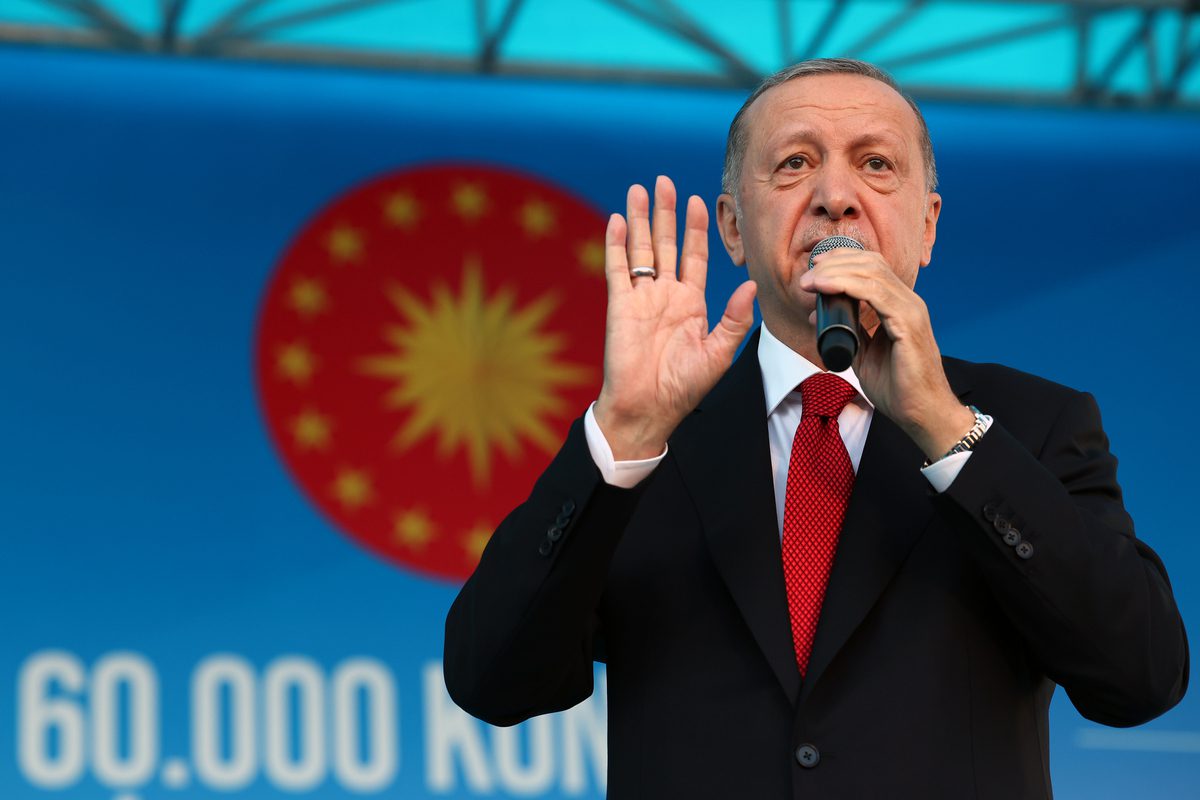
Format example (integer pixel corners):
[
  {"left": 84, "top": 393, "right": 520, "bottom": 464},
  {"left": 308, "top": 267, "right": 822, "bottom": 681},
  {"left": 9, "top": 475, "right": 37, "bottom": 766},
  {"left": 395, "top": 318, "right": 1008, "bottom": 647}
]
[{"left": 721, "top": 58, "right": 938, "bottom": 198}]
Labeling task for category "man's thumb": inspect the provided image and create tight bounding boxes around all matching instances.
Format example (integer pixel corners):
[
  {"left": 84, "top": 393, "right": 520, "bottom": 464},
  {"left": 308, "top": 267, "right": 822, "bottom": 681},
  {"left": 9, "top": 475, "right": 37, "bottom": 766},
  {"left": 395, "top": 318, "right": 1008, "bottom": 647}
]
[{"left": 708, "top": 280, "right": 757, "bottom": 356}]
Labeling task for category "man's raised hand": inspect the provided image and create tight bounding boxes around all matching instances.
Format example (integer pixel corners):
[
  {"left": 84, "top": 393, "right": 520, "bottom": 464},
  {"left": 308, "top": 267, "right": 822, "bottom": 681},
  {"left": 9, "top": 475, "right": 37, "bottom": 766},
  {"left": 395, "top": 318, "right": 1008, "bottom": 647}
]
[{"left": 593, "top": 176, "right": 756, "bottom": 461}]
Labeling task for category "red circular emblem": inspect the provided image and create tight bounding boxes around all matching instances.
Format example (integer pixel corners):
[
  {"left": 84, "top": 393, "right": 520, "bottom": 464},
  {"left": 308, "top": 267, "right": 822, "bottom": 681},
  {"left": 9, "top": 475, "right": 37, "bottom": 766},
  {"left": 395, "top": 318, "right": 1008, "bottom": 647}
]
[{"left": 255, "top": 164, "right": 607, "bottom": 581}]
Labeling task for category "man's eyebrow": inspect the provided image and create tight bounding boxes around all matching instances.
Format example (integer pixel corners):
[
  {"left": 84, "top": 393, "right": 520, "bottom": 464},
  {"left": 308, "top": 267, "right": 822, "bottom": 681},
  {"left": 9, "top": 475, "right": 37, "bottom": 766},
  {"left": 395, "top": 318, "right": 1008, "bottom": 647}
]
[
  {"left": 846, "top": 131, "right": 906, "bottom": 151},
  {"left": 767, "top": 127, "right": 820, "bottom": 149}
]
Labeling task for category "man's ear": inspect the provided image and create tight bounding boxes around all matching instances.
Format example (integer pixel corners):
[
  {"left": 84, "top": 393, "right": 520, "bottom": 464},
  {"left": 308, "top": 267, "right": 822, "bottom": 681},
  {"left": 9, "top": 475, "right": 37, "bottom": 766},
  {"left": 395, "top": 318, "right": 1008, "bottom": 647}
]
[
  {"left": 920, "top": 191, "right": 942, "bottom": 267},
  {"left": 716, "top": 193, "right": 746, "bottom": 266}
]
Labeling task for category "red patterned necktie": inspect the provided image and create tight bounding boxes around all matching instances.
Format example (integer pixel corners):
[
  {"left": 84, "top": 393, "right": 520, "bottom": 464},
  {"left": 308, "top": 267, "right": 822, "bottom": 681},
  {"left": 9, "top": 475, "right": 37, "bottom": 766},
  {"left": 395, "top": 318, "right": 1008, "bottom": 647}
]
[{"left": 782, "top": 372, "right": 858, "bottom": 676}]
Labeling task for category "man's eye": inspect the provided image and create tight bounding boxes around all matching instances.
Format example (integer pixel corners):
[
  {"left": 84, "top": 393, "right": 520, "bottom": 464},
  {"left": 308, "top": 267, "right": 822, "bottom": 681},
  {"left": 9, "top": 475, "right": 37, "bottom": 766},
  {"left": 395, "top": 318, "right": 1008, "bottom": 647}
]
[
  {"left": 785, "top": 156, "right": 807, "bottom": 169},
  {"left": 866, "top": 157, "right": 890, "bottom": 171}
]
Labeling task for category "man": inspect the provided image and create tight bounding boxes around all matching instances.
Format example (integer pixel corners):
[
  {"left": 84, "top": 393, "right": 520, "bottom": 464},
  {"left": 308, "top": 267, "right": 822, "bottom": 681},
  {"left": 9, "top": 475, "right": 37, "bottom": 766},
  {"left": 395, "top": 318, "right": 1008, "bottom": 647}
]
[{"left": 444, "top": 59, "right": 1187, "bottom": 798}]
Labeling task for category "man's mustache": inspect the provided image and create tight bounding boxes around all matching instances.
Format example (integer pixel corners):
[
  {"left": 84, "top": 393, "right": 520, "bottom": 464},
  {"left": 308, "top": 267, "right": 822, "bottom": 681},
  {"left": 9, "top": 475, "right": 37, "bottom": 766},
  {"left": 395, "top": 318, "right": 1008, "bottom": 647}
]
[{"left": 800, "top": 224, "right": 872, "bottom": 252}]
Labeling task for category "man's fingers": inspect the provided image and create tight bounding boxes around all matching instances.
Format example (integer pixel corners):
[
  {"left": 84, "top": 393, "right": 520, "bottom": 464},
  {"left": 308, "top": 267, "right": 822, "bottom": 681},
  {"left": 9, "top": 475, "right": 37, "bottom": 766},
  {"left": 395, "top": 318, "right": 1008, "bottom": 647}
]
[
  {"left": 803, "top": 260, "right": 928, "bottom": 336},
  {"left": 651, "top": 176, "right": 678, "bottom": 280},
  {"left": 679, "top": 195, "right": 710, "bottom": 291},
  {"left": 625, "top": 184, "right": 655, "bottom": 276},
  {"left": 605, "top": 213, "right": 632, "bottom": 294},
  {"left": 803, "top": 256, "right": 905, "bottom": 305}
]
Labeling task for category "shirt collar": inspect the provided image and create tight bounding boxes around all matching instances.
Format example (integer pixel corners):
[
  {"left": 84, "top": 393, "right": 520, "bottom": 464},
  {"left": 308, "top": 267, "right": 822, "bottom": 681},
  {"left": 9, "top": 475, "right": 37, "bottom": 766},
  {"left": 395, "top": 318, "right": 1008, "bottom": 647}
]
[{"left": 757, "top": 323, "right": 871, "bottom": 416}]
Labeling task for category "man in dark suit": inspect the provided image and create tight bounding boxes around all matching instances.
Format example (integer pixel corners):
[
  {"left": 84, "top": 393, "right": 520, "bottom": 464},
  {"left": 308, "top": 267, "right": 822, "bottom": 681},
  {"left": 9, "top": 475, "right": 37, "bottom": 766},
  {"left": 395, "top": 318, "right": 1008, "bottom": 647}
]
[{"left": 444, "top": 58, "right": 1187, "bottom": 798}]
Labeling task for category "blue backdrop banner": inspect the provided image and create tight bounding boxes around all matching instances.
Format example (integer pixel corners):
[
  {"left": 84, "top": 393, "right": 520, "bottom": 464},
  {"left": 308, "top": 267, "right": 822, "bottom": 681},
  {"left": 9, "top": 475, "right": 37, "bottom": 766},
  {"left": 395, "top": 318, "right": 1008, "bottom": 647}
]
[{"left": 0, "top": 46, "right": 1197, "bottom": 799}]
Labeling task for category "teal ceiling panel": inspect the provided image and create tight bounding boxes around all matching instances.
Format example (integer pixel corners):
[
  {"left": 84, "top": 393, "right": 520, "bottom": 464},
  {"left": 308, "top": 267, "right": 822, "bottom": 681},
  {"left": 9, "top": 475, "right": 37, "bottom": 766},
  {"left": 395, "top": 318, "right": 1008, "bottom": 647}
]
[{"left": 0, "top": 0, "right": 1195, "bottom": 109}]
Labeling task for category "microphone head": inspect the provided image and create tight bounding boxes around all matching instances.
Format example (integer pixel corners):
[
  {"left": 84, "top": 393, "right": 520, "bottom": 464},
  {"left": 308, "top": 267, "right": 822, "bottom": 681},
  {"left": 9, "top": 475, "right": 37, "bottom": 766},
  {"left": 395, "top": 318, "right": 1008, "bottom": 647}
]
[{"left": 808, "top": 235, "right": 864, "bottom": 269}]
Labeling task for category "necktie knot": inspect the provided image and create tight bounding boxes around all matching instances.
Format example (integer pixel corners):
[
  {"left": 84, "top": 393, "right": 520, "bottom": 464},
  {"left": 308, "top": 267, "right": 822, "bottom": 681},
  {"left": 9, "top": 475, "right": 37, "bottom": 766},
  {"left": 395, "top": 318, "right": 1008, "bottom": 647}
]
[{"left": 800, "top": 373, "right": 857, "bottom": 419}]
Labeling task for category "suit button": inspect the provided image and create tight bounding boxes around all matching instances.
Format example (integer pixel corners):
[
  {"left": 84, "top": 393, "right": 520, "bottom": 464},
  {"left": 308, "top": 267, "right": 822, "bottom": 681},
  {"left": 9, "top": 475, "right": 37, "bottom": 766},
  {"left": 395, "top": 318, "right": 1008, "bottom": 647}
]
[
  {"left": 547, "top": 524, "right": 564, "bottom": 542},
  {"left": 560, "top": 499, "right": 576, "bottom": 516},
  {"left": 538, "top": 540, "right": 553, "bottom": 557},
  {"left": 1015, "top": 541, "right": 1034, "bottom": 560},
  {"left": 794, "top": 744, "right": 820, "bottom": 768},
  {"left": 555, "top": 511, "right": 572, "bottom": 527},
  {"left": 1002, "top": 528, "right": 1021, "bottom": 547},
  {"left": 993, "top": 517, "right": 1011, "bottom": 534},
  {"left": 982, "top": 503, "right": 999, "bottom": 521}
]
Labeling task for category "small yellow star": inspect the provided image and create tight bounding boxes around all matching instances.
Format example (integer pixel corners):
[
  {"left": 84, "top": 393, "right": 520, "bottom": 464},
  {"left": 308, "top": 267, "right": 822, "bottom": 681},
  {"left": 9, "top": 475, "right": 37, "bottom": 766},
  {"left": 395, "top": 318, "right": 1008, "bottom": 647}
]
[
  {"left": 577, "top": 239, "right": 605, "bottom": 276},
  {"left": 519, "top": 200, "right": 556, "bottom": 238},
  {"left": 277, "top": 343, "right": 316, "bottom": 384},
  {"left": 291, "top": 409, "right": 331, "bottom": 450},
  {"left": 383, "top": 192, "right": 421, "bottom": 229},
  {"left": 332, "top": 468, "right": 373, "bottom": 510},
  {"left": 394, "top": 508, "right": 437, "bottom": 549},
  {"left": 452, "top": 183, "right": 488, "bottom": 222},
  {"left": 462, "top": 523, "right": 494, "bottom": 564},
  {"left": 288, "top": 278, "right": 328, "bottom": 318},
  {"left": 326, "top": 224, "right": 364, "bottom": 263}
]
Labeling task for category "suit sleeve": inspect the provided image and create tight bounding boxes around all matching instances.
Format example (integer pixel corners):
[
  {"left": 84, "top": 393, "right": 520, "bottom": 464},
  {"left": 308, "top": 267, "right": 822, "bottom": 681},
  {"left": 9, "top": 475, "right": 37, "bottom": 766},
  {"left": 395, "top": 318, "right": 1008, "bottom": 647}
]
[
  {"left": 937, "top": 389, "right": 1189, "bottom": 726},
  {"left": 443, "top": 416, "right": 643, "bottom": 726}
]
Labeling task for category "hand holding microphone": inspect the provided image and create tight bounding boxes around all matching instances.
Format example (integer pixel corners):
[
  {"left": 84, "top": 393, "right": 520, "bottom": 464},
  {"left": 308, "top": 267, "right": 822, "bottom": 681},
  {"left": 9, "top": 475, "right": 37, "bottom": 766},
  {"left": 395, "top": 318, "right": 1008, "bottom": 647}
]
[{"left": 808, "top": 235, "right": 864, "bottom": 372}]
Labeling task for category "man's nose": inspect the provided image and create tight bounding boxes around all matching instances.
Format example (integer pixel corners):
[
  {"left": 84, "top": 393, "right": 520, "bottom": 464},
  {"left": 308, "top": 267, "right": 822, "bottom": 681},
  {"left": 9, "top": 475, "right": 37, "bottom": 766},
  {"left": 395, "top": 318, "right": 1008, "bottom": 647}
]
[{"left": 809, "top": 163, "right": 859, "bottom": 220}]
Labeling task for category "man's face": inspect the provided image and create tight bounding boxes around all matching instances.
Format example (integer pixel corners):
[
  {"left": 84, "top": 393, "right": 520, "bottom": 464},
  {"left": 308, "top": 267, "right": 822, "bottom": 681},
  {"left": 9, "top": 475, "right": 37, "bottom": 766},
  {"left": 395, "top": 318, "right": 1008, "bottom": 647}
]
[{"left": 717, "top": 73, "right": 941, "bottom": 339}]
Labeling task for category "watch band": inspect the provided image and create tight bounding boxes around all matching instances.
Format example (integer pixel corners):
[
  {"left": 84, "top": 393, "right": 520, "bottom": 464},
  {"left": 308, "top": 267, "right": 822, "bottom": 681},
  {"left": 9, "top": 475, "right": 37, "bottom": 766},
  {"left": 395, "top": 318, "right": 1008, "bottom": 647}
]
[{"left": 923, "top": 405, "right": 989, "bottom": 468}]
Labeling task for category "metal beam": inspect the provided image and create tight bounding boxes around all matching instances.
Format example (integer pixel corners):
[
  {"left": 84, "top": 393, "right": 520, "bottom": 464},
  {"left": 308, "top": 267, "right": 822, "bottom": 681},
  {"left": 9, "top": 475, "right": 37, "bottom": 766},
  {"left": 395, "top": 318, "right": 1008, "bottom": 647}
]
[
  {"left": 1163, "top": 0, "right": 1198, "bottom": 98},
  {"left": 40, "top": 0, "right": 143, "bottom": 50},
  {"left": 798, "top": 0, "right": 848, "bottom": 61},
  {"left": 602, "top": 0, "right": 760, "bottom": 85},
  {"left": 882, "top": 16, "right": 1069, "bottom": 70},
  {"left": 223, "top": 0, "right": 402, "bottom": 42},
  {"left": 159, "top": 0, "right": 187, "bottom": 52},
  {"left": 657, "top": 0, "right": 763, "bottom": 82},
  {"left": 1165, "top": 27, "right": 1200, "bottom": 95},
  {"left": 1143, "top": 7, "right": 1161, "bottom": 95},
  {"left": 480, "top": 0, "right": 525, "bottom": 73},
  {"left": 843, "top": 0, "right": 928, "bottom": 61},
  {"left": 1073, "top": 5, "right": 1092, "bottom": 99},
  {"left": 192, "top": 0, "right": 275, "bottom": 55},
  {"left": 778, "top": 0, "right": 792, "bottom": 67},
  {"left": 1088, "top": 7, "right": 1155, "bottom": 97}
]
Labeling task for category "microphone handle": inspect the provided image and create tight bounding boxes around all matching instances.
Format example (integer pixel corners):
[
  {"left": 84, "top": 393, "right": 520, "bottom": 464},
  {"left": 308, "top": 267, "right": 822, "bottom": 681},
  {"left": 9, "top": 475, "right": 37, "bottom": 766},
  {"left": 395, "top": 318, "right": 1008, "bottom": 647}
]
[{"left": 816, "top": 293, "right": 859, "bottom": 372}]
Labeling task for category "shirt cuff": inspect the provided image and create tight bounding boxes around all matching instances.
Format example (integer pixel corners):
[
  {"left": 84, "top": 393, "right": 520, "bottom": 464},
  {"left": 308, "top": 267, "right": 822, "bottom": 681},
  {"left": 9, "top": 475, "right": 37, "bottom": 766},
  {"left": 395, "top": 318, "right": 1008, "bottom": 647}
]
[
  {"left": 583, "top": 402, "right": 667, "bottom": 488},
  {"left": 919, "top": 413, "right": 994, "bottom": 493}
]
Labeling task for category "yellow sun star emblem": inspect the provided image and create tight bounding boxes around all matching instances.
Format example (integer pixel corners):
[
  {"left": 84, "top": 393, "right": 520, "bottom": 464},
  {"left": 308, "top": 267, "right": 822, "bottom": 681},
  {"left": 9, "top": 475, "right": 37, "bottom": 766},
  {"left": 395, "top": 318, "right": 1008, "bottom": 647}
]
[
  {"left": 288, "top": 278, "right": 328, "bottom": 318},
  {"left": 462, "top": 523, "right": 494, "bottom": 564},
  {"left": 277, "top": 342, "right": 317, "bottom": 383},
  {"left": 577, "top": 239, "right": 605, "bottom": 276},
  {"left": 451, "top": 183, "right": 488, "bottom": 222},
  {"left": 332, "top": 468, "right": 373, "bottom": 509},
  {"left": 326, "top": 224, "right": 364, "bottom": 263},
  {"left": 384, "top": 191, "right": 421, "bottom": 229},
  {"left": 519, "top": 199, "right": 556, "bottom": 238},
  {"left": 360, "top": 257, "right": 591, "bottom": 487},
  {"left": 394, "top": 508, "right": 437, "bottom": 549},
  {"left": 291, "top": 409, "right": 332, "bottom": 450}
]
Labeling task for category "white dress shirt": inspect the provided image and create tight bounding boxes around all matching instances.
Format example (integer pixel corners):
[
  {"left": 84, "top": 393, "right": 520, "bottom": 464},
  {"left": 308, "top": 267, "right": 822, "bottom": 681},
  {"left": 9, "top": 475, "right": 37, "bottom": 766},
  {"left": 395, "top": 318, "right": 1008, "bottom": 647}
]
[{"left": 583, "top": 325, "right": 990, "bottom": 538}]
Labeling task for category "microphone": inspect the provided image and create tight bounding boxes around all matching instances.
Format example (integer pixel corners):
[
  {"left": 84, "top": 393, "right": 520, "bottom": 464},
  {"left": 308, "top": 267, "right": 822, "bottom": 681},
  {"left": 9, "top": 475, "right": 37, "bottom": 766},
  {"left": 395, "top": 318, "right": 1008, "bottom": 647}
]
[{"left": 808, "top": 235, "right": 863, "bottom": 372}]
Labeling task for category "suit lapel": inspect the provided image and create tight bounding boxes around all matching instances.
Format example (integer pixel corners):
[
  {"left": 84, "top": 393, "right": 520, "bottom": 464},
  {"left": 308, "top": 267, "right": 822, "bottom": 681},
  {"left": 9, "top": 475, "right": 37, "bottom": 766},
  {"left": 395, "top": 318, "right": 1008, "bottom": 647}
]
[
  {"left": 670, "top": 331, "right": 802, "bottom": 705},
  {"left": 799, "top": 360, "right": 976, "bottom": 701}
]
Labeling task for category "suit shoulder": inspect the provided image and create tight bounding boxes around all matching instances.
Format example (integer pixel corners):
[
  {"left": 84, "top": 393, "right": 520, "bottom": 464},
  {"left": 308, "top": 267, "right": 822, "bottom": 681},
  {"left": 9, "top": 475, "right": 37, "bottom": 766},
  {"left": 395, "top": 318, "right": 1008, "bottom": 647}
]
[
  {"left": 942, "top": 356, "right": 1089, "bottom": 405},
  {"left": 940, "top": 356, "right": 1107, "bottom": 450}
]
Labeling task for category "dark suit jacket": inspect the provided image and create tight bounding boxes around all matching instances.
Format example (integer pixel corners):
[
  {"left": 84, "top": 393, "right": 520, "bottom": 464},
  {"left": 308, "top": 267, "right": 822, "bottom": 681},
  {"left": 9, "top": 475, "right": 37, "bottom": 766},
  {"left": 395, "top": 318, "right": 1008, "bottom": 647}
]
[{"left": 444, "top": 330, "right": 1188, "bottom": 799}]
